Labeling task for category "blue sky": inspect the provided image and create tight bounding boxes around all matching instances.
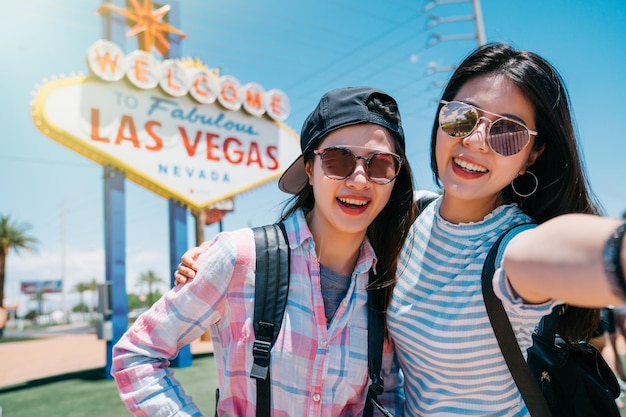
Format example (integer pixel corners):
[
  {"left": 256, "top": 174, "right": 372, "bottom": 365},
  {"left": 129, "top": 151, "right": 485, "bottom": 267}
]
[{"left": 1, "top": 0, "right": 625, "bottom": 315}]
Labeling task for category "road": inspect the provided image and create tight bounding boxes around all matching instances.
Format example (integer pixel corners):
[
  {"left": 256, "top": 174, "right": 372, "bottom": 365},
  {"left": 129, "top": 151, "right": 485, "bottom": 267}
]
[
  {"left": 3, "top": 322, "right": 95, "bottom": 338},
  {"left": 0, "top": 322, "right": 213, "bottom": 388}
]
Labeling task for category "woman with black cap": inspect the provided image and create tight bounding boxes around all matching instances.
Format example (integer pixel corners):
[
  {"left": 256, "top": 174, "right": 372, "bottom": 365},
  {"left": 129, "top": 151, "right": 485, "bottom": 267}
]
[{"left": 112, "top": 86, "right": 415, "bottom": 416}]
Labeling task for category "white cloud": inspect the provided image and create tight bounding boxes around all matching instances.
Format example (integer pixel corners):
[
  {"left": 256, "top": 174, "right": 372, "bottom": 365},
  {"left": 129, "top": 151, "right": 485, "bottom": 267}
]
[{"left": 5, "top": 245, "right": 172, "bottom": 316}]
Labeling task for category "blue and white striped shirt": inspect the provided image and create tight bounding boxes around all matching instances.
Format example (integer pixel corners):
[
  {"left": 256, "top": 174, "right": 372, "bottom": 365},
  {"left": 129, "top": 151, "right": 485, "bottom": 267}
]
[{"left": 388, "top": 198, "right": 559, "bottom": 416}]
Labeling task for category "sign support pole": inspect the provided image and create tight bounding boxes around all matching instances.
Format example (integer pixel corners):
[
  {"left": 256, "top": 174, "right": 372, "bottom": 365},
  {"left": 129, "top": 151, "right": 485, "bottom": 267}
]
[
  {"left": 102, "top": 0, "right": 127, "bottom": 380},
  {"left": 104, "top": 166, "right": 127, "bottom": 379}
]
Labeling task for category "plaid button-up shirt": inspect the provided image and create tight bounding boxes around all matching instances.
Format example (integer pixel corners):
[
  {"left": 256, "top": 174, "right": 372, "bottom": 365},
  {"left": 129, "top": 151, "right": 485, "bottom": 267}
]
[{"left": 112, "top": 209, "right": 404, "bottom": 416}]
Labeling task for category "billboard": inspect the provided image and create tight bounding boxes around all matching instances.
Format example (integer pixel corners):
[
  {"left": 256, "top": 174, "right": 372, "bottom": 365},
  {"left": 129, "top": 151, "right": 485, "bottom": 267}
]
[
  {"left": 31, "top": 40, "right": 301, "bottom": 211},
  {"left": 20, "top": 280, "right": 63, "bottom": 294}
]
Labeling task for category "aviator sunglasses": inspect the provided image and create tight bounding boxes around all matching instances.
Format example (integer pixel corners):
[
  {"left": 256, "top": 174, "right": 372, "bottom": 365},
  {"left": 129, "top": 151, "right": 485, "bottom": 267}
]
[
  {"left": 438, "top": 100, "right": 538, "bottom": 156},
  {"left": 312, "top": 146, "right": 403, "bottom": 185}
]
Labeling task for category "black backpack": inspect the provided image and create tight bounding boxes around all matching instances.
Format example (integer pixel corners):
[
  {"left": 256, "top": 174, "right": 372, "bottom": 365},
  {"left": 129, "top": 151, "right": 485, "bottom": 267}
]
[
  {"left": 482, "top": 224, "right": 621, "bottom": 416},
  {"left": 214, "top": 223, "right": 389, "bottom": 417}
]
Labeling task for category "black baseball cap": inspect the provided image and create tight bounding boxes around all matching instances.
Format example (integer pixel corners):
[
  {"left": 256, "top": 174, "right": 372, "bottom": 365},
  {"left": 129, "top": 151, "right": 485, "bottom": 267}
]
[{"left": 278, "top": 86, "right": 405, "bottom": 194}]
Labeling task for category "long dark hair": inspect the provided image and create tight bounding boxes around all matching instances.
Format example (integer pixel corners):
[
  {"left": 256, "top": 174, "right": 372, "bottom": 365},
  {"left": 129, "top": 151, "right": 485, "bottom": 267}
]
[
  {"left": 430, "top": 43, "right": 602, "bottom": 343},
  {"left": 281, "top": 93, "right": 416, "bottom": 328}
]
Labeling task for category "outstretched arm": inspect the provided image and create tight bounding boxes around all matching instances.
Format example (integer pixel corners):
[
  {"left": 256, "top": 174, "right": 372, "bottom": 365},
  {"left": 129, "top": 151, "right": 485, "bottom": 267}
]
[{"left": 504, "top": 214, "right": 626, "bottom": 307}]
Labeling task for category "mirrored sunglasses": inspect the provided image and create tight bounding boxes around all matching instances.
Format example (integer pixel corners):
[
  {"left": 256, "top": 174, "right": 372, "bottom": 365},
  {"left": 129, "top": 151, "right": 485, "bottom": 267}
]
[
  {"left": 438, "top": 100, "right": 538, "bottom": 156},
  {"left": 312, "top": 146, "right": 403, "bottom": 185}
]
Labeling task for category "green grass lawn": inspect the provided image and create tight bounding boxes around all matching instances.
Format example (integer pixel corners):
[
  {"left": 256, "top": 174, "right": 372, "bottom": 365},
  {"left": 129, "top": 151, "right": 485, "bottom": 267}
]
[
  {"left": 0, "top": 353, "right": 218, "bottom": 417},
  {"left": 0, "top": 335, "right": 34, "bottom": 344},
  {"left": 3, "top": 350, "right": 626, "bottom": 416}
]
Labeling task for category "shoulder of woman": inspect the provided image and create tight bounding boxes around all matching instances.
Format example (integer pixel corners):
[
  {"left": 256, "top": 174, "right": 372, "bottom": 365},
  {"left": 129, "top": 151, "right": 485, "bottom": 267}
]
[
  {"left": 414, "top": 189, "right": 440, "bottom": 202},
  {"left": 196, "top": 227, "right": 256, "bottom": 268},
  {"left": 493, "top": 222, "right": 536, "bottom": 267}
]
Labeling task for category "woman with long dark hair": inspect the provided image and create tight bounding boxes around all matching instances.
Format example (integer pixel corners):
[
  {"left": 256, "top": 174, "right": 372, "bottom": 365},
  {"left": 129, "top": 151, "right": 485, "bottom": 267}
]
[{"left": 388, "top": 42, "right": 625, "bottom": 416}]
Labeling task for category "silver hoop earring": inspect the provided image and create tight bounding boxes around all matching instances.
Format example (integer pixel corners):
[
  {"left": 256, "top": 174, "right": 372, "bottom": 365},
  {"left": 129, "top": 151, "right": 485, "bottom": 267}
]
[{"left": 511, "top": 171, "right": 538, "bottom": 198}]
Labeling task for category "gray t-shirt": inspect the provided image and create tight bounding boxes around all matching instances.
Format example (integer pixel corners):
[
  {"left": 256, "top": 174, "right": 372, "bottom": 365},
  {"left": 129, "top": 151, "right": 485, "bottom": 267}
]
[{"left": 319, "top": 264, "right": 351, "bottom": 325}]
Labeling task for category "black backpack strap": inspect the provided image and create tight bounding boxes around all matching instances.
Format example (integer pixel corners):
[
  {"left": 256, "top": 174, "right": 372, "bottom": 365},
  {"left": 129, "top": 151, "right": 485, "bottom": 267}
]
[
  {"left": 364, "top": 270, "right": 384, "bottom": 417},
  {"left": 535, "top": 306, "right": 560, "bottom": 341},
  {"left": 481, "top": 223, "right": 552, "bottom": 417},
  {"left": 415, "top": 193, "right": 438, "bottom": 215},
  {"left": 364, "top": 270, "right": 395, "bottom": 417},
  {"left": 249, "top": 223, "right": 290, "bottom": 417}
]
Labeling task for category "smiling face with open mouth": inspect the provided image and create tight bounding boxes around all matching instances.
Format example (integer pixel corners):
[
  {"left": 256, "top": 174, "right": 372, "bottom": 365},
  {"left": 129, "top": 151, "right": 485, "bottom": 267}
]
[
  {"left": 435, "top": 73, "right": 543, "bottom": 223},
  {"left": 305, "top": 123, "right": 397, "bottom": 244}
]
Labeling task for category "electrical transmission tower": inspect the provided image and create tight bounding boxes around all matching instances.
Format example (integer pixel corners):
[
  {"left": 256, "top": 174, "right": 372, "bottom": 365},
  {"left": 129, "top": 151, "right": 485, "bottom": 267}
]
[{"left": 423, "top": 0, "right": 486, "bottom": 91}]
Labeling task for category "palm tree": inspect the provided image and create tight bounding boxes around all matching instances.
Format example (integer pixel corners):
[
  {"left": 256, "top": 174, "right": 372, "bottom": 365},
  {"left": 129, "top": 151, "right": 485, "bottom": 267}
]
[
  {"left": 138, "top": 270, "right": 165, "bottom": 305},
  {"left": 29, "top": 291, "right": 46, "bottom": 316},
  {"left": 0, "top": 214, "right": 38, "bottom": 308},
  {"left": 74, "top": 282, "right": 91, "bottom": 313},
  {"left": 622, "top": 209, "right": 626, "bottom": 219},
  {"left": 87, "top": 278, "right": 98, "bottom": 313}
]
